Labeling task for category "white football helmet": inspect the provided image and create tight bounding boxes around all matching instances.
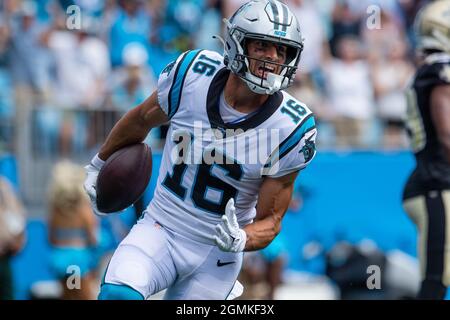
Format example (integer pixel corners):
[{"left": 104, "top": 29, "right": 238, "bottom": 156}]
[
  {"left": 220, "top": 0, "right": 304, "bottom": 95},
  {"left": 414, "top": 0, "right": 450, "bottom": 54}
]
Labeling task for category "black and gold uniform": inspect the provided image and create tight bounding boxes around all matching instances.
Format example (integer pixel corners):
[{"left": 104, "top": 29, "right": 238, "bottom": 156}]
[
  {"left": 404, "top": 53, "right": 450, "bottom": 198},
  {"left": 402, "top": 0, "right": 450, "bottom": 300},
  {"left": 403, "top": 51, "right": 450, "bottom": 299}
]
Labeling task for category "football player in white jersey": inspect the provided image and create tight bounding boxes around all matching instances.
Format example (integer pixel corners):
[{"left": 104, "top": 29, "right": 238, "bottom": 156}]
[{"left": 84, "top": 0, "right": 317, "bottom": 300}]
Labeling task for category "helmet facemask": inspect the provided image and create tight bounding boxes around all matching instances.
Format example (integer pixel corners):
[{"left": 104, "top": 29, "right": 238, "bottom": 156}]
[{"left": 241, "top": 38, "right": 300, "bottom": 95}]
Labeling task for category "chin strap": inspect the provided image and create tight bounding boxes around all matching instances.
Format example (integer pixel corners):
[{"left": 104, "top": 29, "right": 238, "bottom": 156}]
[
  {"left": 243, "top": 71, "right": 285, "bottom": 95},
  {"left": 266, "top": 72, "right": 283, "bottom": 93}
]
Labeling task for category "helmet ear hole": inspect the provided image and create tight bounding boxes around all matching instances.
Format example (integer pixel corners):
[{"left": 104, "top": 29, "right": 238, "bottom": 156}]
[
  {"left": 242, "top": 39, "right": 248, "bottom": 55},
  {"left": 286, "top": 46, "right": 300, "bottom": 65}
]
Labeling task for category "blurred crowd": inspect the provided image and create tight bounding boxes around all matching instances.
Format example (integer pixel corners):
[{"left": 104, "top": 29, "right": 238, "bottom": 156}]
[{"left": 0, "top": 0, "right": 433, "bottom": 155}]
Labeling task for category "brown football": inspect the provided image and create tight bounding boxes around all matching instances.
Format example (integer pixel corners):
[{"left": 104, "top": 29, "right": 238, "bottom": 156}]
[{"left": 96, "top": 143, "right": 152, "bottom": 213}]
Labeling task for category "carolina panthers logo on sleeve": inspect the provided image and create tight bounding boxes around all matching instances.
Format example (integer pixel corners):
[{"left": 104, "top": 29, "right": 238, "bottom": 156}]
[
  {"left": 299, "top": 135, "right": 316, "bottom": 163},
  {"left": 161, "top": 61, "right": 176, "bottom": 75}
]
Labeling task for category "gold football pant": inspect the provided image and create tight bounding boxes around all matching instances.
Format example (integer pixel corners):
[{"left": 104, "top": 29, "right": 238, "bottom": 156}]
[{"left": 403, "top": 190, "right": 450, "bottom": 299}]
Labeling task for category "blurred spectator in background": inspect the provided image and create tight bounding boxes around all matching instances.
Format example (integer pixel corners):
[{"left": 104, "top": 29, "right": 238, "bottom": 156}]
[
  {"left": 47, "top": 161, "right": 99, "bottom": 300},
  {"left": 4, "top": 0, "right": 52, "bottom": 102},
  {"left": 41, "top": 13, "right": 110, "bottom": 156},
  {"left": 290, "top": 0, "right": 331, "bottom": 89},
  {"left": 193, "top": 0, "right": 223, "bottom": 53},
  {"left": 0, "top": 176, "right": 26, "bottom": 300},
  {"left": 238, "top": 252, "right": 268, "bottom": 299},
  {"left": 238, "top": 192, "right": 304, "bottom": 300},
  {"left": 288, "top": 74, "right": 328, "bottom": 117},
  {"left": 324, "top": 36, "right": 375, "bottom": 148},
  {"left": 107, "top": 43, "right": 160, "bottom": 151},
  {"left": 45, "top": 14, "right": 110, "bottom": 109},
  {"left": 0, "top": 10, "right": 9, "bottom": 59},
  {"left": 163, "top": 0, "right": 204, "bottom": 53},
  {"left": 362, "top": 8, "right": 405, "bottom": 64},
  {"left": 96, "top": 0, "right": 120, "bottom": 41},
  {"left": 71, "top": 0, "right": 105, "bottom": 18},
  {"left": 287, "top": 74, "right": 334, "bottom": 147},
  {"left": 326, "top": 238, "right": 419, "bottom": 299},
  {"left": 0, "top": 10, "right": 13, "bottom": 151},
  {"left": 239, "top": 234, "right": 288, "bottom": 300},
  {"left": 329, "top": 0, "right": 363, "bottom": 57},
  {"left": 109, "top": 0, "right": 151, "bottom": 67},
  {"left": 371, "top": 39, "right": 414, "bottom": 149},
  {"left": 3, "top": 0, "right": 53, "bottom": 152},
  {"left": 107, "top": 43, "right": 156, "bottom": 113},
  {"left": 0, "top": 0, "right": 426, "bottom": 156},
  {"left": 260, "top": 235, "right": 288, "bottom": 300}
]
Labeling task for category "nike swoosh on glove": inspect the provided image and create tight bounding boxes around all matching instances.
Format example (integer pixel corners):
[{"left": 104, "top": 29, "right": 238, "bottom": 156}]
[
  {"left": 83, "top": 153, "right": 108, "bottom": 217},
  {"left": 214, "top": 198, "right": 247, "bottom": 252}
]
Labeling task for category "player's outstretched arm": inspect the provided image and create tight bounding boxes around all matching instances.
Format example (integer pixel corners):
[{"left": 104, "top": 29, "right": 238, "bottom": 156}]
[
  {"left": 98, "top": 90, "right": 169, "bottom": 160},
  {"left": 243, "top": 171, "right": 298, "bottom": 251},
  {"left": 431, "top": 84, "right": 450, "bottom": 163}
]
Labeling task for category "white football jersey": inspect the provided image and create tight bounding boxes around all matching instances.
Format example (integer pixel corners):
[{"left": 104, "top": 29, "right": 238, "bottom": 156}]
[{"left": 146, "top": 50, "right": 317, "bottom": 245}]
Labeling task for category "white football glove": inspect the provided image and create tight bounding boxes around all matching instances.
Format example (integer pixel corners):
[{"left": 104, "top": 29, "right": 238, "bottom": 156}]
[
  {"left": 214, "top": 198, "right": 247, "bottom": 253},
  {"left": 83, "top": 153, "right": 107, "bottom": 217}
]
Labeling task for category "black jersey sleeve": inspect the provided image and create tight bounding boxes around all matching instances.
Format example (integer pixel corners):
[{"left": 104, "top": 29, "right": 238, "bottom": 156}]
[{"left": 416, "top": 57, "right": 450, "bottom": 88}]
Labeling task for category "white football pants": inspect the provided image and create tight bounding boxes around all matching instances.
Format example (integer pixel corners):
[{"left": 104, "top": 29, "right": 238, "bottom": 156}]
[{"left": 102, "top": 212, "right": 244, "bottom": 299}]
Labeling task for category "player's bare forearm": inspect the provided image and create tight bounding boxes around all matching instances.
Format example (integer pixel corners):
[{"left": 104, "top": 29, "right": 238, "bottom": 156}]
[
  {"left": 243, "top": 171, "right": 298, "bottom": 251},
  {"left": 431, "top": 85, "right": 450, "bottom": 163},
  {"left": 99, "top": 91, "right": 169, "bottom": 160},
  {"left": 243, "top": 214, "right": 283, "bottom": 251}
]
